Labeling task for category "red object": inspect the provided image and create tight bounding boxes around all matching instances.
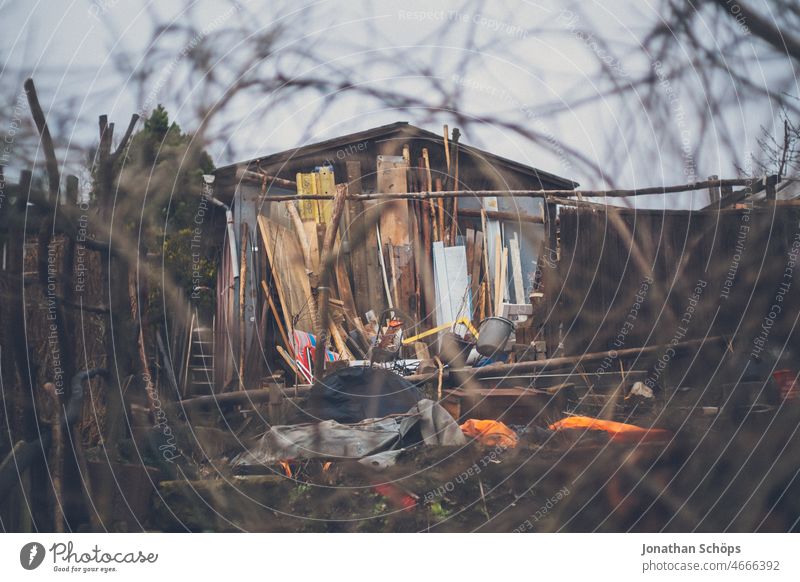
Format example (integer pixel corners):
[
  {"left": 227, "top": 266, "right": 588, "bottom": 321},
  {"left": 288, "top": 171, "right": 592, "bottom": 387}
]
[
  {"left": 373, "top": 484, "right": 417, "bottom": 511},
  {"left": 773, "top": 369, "right": 799, "bottom": 401}
]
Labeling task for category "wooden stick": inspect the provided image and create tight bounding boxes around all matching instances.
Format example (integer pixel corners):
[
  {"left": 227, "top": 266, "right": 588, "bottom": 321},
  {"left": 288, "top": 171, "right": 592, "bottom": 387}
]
[
  {"left": 443, "top": 125, "right": 451, "bottom": 174},
  {"left": 276, "top": 345, "right": 301, "bottom": 377},
  {"left": 493, "top": 240, "right": 508, "bottom": 316},
  {"left": 435, "top": 178, "right": 445, "bottom": 242},
  {"left": 500, "top": 247, "right": 508, "bottom": 312},
  {"left": 387, "top": 244, "right": 400, "bottom": 310},
  {"left": 255, "top": 170, "right": 296, "bottom": 189},
  {"left": 314, "top": 184, "right": 348, "bottom": 379},
  {"left": 254, "top": 178, "right": 762, "bottom": 201},
  {"left": 404, "top": 336, "right": 726, "bottom": 383},
  {"left": 443, "top": 127, "right": 452, "bottom": 237},
  {"left": 328, "top": 322, "right": 353, "bottom": 360},
  {"left": 449, "top": 128, "right": 461, "bottom": 245},
  {"left": 478, "top": 281, "right": 486, "bottom": 321},
  {"left": 422, "top": 149, "right": 438, "bottom": 241},
  {"left": 172, "top": 384, "right": 311, "bottom": 411}
]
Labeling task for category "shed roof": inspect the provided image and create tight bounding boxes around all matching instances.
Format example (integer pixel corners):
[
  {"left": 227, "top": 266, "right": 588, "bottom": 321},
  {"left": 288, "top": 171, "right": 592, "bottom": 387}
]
[{"left": 215, "top": 121, "right": 578, "bottom": 189}]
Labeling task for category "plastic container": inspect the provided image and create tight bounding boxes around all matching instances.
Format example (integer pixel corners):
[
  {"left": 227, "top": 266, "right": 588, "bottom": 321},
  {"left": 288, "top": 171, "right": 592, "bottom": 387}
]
[{"left": 476, "top": 316, "right": 515, "bottom": 357}]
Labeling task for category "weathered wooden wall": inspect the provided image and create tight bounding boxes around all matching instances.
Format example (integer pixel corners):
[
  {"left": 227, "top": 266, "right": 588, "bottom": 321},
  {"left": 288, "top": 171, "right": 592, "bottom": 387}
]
[{"left": 554, "top": 205, "right": 800, "bottom": 356}]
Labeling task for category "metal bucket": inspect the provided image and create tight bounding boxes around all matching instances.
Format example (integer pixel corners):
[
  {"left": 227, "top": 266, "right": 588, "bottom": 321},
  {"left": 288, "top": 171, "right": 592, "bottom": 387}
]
[{"left": 476, "top": 317, "right": 515, "bottom": 357}]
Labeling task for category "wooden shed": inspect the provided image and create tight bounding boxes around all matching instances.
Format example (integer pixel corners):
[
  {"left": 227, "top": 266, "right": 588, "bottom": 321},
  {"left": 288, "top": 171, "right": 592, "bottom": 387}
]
[{"left": 209, "top": 122, "right": 576, "bottom": 391}]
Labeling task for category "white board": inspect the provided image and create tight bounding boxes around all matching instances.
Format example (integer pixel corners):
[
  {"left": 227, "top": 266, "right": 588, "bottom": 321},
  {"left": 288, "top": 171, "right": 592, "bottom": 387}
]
[{"left": 432, "top": 242, "right": 471, "bottom": 332}]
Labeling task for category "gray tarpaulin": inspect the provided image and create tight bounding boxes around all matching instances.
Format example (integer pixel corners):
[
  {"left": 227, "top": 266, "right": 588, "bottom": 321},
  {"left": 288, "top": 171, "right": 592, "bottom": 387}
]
[
  {"left": 233, "top": 399, "right": 465, "bottom": 468},
  {"left": 399, "top": 399, "right": 467, "bottom": 446}
]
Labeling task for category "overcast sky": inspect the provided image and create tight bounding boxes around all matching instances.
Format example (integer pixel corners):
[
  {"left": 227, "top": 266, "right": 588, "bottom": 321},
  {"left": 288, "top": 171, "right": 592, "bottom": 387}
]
[{"left": 2, "top": 0, "right": 795, "bottom": 209}]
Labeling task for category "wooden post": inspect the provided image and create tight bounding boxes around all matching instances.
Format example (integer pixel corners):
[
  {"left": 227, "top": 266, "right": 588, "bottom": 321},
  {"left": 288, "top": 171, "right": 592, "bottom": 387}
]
[
  {"left": 41, "top": 382, "right": 64, "bottom": 532},
  {"left": 268, "top": 381, "right": 284, "bottom": 425},
  {"left": 541, "top": 200, "right": 560, "bottom": 357}
]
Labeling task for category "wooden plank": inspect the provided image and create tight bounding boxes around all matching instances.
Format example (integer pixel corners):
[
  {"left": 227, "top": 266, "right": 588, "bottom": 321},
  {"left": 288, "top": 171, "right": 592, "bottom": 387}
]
[
  {"left": 257, "top": 215, "right": 315, "bottom": 334},
  {"left": 317, "top": 166, "right": 336, "bottom": 222},
  {"left": 392, "top": 243, "right": 417, "bottom": 322},
  {"left": 509, "top": 232, "right": 525, "bottom": 304},
  {"left": 295, "top": 172, "right": 318, "bottom": 220},
  {"left": 377, "top": 155, "right": 416, "bottom": 321},
  {"left": 483, "top": 196, "right": 502, "bottom": 283},
  {"left": 333, "top": 238, "right": 358, "bottom": 320},
  {"left": 377, "top": 155, "right": 410, "bottom": 245},
  {"left": 296, "top": 172, "right": 322, "bottom": 277},
  {"left": 365, "top": 202, "right": 386, "bottom": 313},
  {"left": 480, "top": 209, "right": 493, "bottom": 314},
  {"left": 465, "top": 228, "right": 475, "bottom": 276},
  {"left": 285, "top": 201, "right": 314, "bottom": 275},
  {"left": 302, "top": 222, "right": 320, "bottom": 275},
  {"left": 328, "top": 321, "right": 353, "bottom": 360},
  {"left": 496, "top": 246, "right": 508, "bottom": 315}
]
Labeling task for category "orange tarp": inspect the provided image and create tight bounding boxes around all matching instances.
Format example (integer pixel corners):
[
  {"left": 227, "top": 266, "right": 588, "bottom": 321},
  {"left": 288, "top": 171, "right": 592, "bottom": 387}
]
[
  {"left": 460, "top": 419, "right": 518, "bottom": 448},
  {"left": 548, "top": 416, "right": 671, "bottom": 443}
]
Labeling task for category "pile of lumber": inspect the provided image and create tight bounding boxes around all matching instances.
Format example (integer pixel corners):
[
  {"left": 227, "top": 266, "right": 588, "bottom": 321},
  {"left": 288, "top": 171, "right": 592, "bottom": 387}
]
[{"left": 258, "top": 126, "right": 534, "bottom": 382}]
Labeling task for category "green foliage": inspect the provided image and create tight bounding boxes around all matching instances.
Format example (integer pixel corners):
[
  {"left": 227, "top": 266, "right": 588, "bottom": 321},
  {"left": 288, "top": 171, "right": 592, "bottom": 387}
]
[
  {"left": 96, "top": 105, "right": 219, "bottom": 311},
  {"left": 145, "top": 104, "right": 172, "bottom": 137}
]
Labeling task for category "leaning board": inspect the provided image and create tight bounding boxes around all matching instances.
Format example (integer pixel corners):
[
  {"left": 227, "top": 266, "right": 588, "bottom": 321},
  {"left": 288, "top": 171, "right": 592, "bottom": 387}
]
[{"left": 257, "top": 215, "right": 316, "bottom": 334}]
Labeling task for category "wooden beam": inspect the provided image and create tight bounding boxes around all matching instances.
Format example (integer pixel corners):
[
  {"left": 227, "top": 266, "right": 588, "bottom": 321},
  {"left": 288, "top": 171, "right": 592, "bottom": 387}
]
[
  {"left": 404, "top": 336, "right": 726, "bottom": 383},
  {"left": 457, "top": 208, "right": 545, "bottom": 224},
  {"left": 256, "top": 178, "right": 758, "bottom": 202},
  {"left": 171, "top": 385, "right": 310, "bottom": 411}
]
